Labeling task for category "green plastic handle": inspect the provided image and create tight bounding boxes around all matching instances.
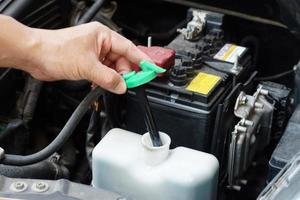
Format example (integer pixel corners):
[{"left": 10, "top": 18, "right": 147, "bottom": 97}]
[{"left": 123, "top": 60, "right": 166, "bottom": 89}]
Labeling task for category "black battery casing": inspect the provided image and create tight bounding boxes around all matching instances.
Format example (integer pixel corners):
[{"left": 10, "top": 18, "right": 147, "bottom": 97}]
[{"left": 125, "top": 22, "right": 251, "bottom": 152}]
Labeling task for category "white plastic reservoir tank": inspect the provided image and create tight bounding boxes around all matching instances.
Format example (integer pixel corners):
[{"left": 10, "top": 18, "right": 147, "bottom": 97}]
[{"left": 92, "top": 128, "right": 219, "bottom": 200}]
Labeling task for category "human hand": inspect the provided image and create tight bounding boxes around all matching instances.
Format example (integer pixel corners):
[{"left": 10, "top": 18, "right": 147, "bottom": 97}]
[{"left": 25, "top": 22, "right": 150, "bottom": 94}]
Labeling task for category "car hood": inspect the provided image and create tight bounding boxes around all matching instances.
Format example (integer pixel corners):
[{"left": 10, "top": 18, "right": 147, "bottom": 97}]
[{"left": 162, "top": 0, "right": 300, "bottom": 36}]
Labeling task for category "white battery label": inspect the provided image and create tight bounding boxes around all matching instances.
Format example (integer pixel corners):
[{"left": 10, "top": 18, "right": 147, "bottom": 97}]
[{"left": 214, "top": 44, "right": 246, "bottom": 63}]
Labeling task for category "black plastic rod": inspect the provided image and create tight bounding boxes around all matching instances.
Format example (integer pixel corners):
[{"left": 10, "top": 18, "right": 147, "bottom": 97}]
[{"left": 134, "top": 86, "right": 162, "bottom": 147}]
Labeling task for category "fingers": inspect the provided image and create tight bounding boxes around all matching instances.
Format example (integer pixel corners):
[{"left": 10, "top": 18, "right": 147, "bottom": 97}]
[
  {"left": 82, "top": 22, "right": 153, "bottom": 94},
  {"left": 105, "top": 52, "right": 120, "bottom": 62},
  {"left": 110, "top": 31, "right": 150, "bottom": 65},
  {"left": 103, "top": 58, "right": 113, "bottom": 67},
  {"left": 102, "top": 52, "right": 132, "bottom": 74},
  {"left": 94, "top": 23, "right": 151, "bottom": 72},
  {"left": 115, "top": 57, "right": 132, "bottom": 74},
  {"left": 89, "top": 62, "right": 127, "bottom": 94},
  {"left": 98, "top": 31, "right": 111, "bottom": 60},
  {"left": 102, "top": 56, "right": 132, "bottom": 74}
]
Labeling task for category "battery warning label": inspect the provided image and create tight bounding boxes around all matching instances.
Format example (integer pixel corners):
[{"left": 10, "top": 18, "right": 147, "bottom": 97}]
[
  {"left": 214, "top": 43, "right": 246, "bottom": 63},
  {"left": 187, "top": 72, "right": 221, "bottom": 95}
]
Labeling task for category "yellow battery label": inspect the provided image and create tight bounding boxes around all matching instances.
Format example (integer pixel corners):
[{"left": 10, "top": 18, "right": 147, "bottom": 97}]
[
  {"left": 186, "top": 72, "right": 221, "bottom": 95},
  {"left": 214, "top": 43, "right": 246, "bottom": 63}
]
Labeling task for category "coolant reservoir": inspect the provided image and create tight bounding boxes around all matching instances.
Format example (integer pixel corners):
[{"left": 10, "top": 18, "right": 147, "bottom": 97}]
[{"left": 92, "top": 128, "right": 219, "bottom": 200}]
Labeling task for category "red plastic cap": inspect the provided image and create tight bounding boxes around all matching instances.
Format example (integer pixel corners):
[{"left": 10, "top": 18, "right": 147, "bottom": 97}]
[{"left": 132, "top": 46, "right": 175, "bottom": 75}]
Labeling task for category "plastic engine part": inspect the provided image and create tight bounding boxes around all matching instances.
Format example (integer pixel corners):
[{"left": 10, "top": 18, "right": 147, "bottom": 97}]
[
  {"left": 0, "top": 176, "right": 121, "bottom": 200},
  {"left": 92, "top": 128, "right": 219, "bottom": 200},
  {"left": 268, "top": 104, "right": 300, "bottom": 181},
  {"left": 132, "top": 46, "right": 175, "bottom": 73}
]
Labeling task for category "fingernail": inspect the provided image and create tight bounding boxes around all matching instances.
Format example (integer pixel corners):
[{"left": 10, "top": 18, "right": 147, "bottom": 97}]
[
  {"left": 119, "top": 70, "right": 131, "bottom": 75},
  {"left": 115, "top": 79, "right": 127, "bottom": 94}
]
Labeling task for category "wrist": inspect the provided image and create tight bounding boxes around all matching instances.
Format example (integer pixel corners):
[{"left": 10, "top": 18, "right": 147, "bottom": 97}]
[
  {"left": 0, "top": 16, "right": 42, "bottom": 72},
  {"left": 15, "top": 27, "right": 43, "bottom": 72}
]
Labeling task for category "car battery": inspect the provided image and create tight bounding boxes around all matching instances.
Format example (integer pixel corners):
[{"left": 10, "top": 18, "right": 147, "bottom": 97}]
[{"left": 125, "top": 25, "right": 251, "bottom": 153}]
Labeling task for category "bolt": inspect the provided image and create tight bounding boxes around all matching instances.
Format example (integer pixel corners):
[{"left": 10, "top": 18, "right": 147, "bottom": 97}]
[
  {"left": 239, "top": 96, "right": 248, "bottom": 105},
  {"left": 32, "top": 181, "right": 49, "bottom": 192},
  {"left": 11, "top": 181, "right": 27, "bottom": 192},
  {"left": 36, "top": 182, "right": 46, "bottom": 190},
  {"left": 15, "top": 182, "right": 25, "bottom": 190}
]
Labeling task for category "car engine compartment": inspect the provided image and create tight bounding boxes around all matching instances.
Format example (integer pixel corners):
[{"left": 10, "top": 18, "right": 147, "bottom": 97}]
[{"left": 1, "top": 0, "right": 300, "bottom": 199}]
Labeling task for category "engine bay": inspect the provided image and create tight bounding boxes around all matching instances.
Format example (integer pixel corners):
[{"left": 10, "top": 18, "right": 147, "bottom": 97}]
[{"left": 1, "top": 0, "right": 300, "bottom": 199}]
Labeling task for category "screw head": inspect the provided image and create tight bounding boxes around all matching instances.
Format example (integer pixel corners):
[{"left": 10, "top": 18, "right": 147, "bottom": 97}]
[
  {"left": 32, "top": 181, "right": 49, "bottom": 193},
  {"left": 10, "top": 181, "right": 27, "bottom": 192},
  {"left": 15, "top": 182, "right": 25, "bottom": 189},
  {"left": 36, "top": 182, "right": 46, "bottom": 189},
  {"left": 239, "top": 96, "right": 248, "bottom": 105}
]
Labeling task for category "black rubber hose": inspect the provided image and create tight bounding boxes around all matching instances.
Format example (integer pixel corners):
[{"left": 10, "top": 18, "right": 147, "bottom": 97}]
[
  {"left": 56, "top": 80, "right": 90, "bottom": 92},
  {"left": 18, "top": 77, "right": 43, "bottom": 124},
  {"left": 77, "top": 0, "right": 106, "bottom": 24},
  {"left": 1, "top": 87, "right": 104, "bottom": 166},
  {"left": 0, "top": 161, "right": 69, "bottom": 179},
  {"left": 0, "top": 119, "right": 25, "bottom": 142},
  {"left": 255, "top": 69, "right": 295, "bottom": 81},
  {"left": 2, "top": 0, "right": 35, "bottom": 18}
]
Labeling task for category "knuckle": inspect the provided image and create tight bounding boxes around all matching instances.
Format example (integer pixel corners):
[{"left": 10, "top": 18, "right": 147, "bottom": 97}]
[
  {"left": 128, "top": 41, "right": 135, "bottom": 50},
  {"left": 91, "top": 22, "right": 111, "bottom": 42},
  {"left": 125, "top": 41, "right": 135, "bottom": 55},
  {"left": 89, "top": 22, "right": 105, "bottom": 33},
  {"left": 94, "top": 22, "right": 108, "bottom": 31},
  {"left": 90, "top": 21, "right": 102, "bottom": 28}
]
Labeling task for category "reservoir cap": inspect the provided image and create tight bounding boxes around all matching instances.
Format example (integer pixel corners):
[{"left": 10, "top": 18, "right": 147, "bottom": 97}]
[{"left": 123, "top": 60, "right": 166, "bottom": 88}]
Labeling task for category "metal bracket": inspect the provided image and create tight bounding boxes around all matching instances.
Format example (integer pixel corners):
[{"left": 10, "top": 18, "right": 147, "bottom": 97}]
[{"left": 177, "top": 10, "right": 207, "bottom": 41}]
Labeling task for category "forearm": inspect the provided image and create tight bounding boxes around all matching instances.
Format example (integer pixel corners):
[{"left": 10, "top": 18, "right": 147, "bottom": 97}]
[
  {"left": 0, "top": 15, "right": 149, "bottom": 94},
  {"left": 0, "top": 15, "right": 39, "bottom": 70}
]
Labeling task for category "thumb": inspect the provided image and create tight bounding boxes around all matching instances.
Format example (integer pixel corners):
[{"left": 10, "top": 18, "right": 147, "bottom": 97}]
[{"left": 89, "top": 62, "right": 127, "bottom": 94}]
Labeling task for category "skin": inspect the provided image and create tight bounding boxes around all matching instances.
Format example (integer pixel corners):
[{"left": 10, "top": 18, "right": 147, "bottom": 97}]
[{"left": 0, "top": 15, "right": 150, "bottom": 94}]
